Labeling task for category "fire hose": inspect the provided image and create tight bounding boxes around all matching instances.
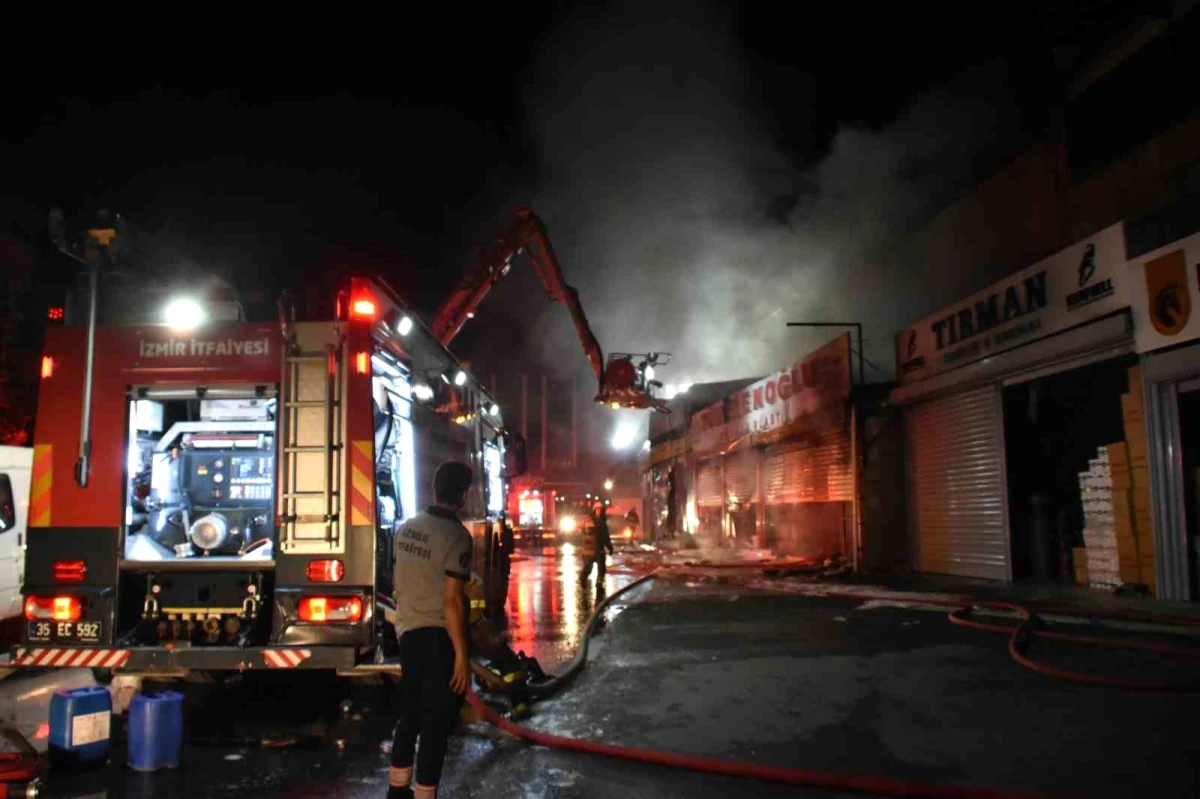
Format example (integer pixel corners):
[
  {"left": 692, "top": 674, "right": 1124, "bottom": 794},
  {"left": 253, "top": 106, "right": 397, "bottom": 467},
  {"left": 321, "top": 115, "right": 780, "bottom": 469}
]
[
  {"left": 0, "top": 725, "right": 42, "bottom": 798},
  {"left": 463, "top": 558, "right": 1200, "bottom": 798}
]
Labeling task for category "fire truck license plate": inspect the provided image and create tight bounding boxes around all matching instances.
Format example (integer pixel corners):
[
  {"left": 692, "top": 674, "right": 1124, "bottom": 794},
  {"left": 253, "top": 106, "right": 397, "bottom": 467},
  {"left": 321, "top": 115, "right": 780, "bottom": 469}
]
[{"left": 27, "top": 621, "right": 102, "bottom": 642}]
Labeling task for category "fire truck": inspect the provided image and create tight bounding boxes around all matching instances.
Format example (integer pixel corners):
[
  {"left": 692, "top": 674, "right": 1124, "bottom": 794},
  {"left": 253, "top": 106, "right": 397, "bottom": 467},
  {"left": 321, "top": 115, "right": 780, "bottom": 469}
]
[{"left": 15, "top": 208, "right": 665, "bottom": 677}]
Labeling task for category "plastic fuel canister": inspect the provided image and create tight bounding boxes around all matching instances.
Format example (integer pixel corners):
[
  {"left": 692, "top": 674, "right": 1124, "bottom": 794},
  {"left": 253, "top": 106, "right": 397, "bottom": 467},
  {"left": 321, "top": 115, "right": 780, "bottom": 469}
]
[
  {"left": 48, "top": 685, "right": 113, "bottom": 771},
  {"left": 127, "top": 691, "right": 184, "bottom": 771}
]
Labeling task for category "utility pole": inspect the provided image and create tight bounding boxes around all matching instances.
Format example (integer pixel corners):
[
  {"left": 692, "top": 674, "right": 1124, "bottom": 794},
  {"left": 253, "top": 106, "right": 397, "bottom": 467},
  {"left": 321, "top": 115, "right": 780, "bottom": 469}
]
[
  {"left": 520, "top": 374, "right": 528, "bottom": 440},
  {"left": 540, "top": 374, "right": 548, "bottom": 474},
  {"left": 49, "top": 208, "right": 118, "bottom": 488},
  {"left": 570, "top": 387, "right": 578, "bottom": 470}
]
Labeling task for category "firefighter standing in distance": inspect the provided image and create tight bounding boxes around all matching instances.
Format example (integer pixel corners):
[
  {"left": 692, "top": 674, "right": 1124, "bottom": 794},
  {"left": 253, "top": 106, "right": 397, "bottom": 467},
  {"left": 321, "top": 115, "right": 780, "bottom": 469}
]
[
  {"left": 624, "top": 507, "right": 640, "bottom": 539},
  {"left": 580, "top": 499, "right": 614, "bottom": 585},
  {"left": 389, "top": 462, "right": 474, "bottom": 799}
]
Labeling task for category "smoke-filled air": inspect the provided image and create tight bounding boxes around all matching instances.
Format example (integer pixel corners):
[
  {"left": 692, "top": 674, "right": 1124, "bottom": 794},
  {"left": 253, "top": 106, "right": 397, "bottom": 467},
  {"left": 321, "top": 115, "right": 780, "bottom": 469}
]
[{"left": 520, "top": 0, "right": 1020, "bottom": 392}]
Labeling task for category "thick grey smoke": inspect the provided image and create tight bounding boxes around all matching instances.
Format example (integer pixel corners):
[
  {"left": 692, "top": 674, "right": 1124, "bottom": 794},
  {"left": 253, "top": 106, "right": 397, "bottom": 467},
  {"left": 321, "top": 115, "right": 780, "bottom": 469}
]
[{"left": 522, "top": 0, "right": 1020, "bottom": 393}]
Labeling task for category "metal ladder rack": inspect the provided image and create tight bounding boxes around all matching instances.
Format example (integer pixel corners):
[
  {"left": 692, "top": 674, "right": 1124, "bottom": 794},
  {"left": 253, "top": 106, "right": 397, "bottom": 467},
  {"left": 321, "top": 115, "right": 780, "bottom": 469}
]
[{"left": 277, "top": 345, "right": 343, "bottom": 552}]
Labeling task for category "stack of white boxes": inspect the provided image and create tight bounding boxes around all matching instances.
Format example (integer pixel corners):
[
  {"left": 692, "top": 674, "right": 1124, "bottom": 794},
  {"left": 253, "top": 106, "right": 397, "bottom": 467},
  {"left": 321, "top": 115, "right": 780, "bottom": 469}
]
[{"left": 1079, "top": 447, "right": 1119, "bottom": 588}]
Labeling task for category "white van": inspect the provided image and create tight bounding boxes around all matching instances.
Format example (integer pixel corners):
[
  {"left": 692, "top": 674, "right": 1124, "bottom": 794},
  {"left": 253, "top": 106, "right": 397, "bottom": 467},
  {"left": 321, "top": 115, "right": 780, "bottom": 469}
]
[{"left": 0, "top": 446, "right": 31, "bottom": 622}]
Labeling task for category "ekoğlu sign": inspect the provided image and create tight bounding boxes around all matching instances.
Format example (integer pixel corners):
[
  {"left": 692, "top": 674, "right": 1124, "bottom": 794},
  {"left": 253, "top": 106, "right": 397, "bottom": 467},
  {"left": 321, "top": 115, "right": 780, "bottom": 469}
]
[{"left": 896, "top": 223, "right": 1126, "bottom": 384}]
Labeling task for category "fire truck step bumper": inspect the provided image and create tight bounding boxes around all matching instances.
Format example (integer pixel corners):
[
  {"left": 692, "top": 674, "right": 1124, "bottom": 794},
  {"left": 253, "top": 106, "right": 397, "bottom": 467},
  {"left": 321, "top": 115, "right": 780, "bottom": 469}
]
[{"left": 11, "top": 646, "right": 359, "bottom": 673}]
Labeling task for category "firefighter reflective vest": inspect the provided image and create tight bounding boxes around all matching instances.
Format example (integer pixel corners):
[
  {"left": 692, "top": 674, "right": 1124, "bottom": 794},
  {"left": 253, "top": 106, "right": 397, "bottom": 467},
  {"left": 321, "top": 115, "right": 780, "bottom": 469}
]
[{"left": 466, "top": 573, "right": 487, "bottom": 626}]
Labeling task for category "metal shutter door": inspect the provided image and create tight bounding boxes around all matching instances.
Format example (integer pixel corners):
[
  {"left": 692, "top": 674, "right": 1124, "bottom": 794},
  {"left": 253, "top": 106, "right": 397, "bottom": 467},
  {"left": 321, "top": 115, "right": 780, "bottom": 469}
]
[
  {"left": 695, "top": 460, "right": 723, "bottom": 507},
  {"left": 764, "top": 424, "right": 853, "bottom": 504},
  {"left": 724, "top": 450, "right": 758, "bottom": 504},
  {"left": 905, "top": 385, "right": 1008, "bottom": 580}
]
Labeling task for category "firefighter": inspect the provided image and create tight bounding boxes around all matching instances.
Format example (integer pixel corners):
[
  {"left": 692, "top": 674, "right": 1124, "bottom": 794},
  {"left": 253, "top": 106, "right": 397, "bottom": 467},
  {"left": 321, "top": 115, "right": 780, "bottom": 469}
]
[
  {"left": 579, "top": 500, "right": 613, "bottom": 585},
  {"left": 389, "top": 462, "right": 474, "bottom": 799},
  {"left": 464, "top": 574, "right": 542, "bottom": 719},
  {"left": 624, "top": 507, "right": 640, "bottom": 539}
]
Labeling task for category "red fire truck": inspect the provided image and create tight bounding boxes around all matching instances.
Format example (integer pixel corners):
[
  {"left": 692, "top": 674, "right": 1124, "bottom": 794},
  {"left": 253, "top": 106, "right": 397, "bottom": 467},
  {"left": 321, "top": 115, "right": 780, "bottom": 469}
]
[{"left": 16, "top": 209, "right": 666, "bottom": 677}]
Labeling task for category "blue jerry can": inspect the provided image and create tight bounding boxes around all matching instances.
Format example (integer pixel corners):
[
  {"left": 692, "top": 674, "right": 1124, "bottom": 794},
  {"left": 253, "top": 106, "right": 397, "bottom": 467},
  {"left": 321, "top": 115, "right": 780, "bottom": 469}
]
[
  {"left": 127, "top": 691, "right": 184, "bottom": 771},
  {"left": 49, "top": 686, "right": 113, "bottom": 771}
]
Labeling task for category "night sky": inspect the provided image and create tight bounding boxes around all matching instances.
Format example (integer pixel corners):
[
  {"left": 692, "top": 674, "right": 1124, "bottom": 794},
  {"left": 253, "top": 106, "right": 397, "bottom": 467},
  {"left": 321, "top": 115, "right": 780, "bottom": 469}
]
[{"left": 1, "top": 1, "right": 1146, "bottom": 460}]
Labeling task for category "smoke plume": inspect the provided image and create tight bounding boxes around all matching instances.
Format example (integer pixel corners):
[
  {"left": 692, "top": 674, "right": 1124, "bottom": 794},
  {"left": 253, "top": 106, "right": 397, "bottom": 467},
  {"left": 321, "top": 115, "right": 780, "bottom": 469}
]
[{"left": 521, "top": 0, "right": 1021, "bottom": 392}]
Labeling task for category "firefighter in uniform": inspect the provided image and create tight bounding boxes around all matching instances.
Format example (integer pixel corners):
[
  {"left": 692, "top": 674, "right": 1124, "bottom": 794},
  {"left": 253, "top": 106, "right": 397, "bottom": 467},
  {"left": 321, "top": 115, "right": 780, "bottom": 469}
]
[
  {"left": 464, "top": 574, "right": 543, "bottom": 719},
  {"left": 580, "top": 500, "right": 613, "bottom": 584},
  {"left": 624, "top": 507, "right": 640, "bottom": 539}
]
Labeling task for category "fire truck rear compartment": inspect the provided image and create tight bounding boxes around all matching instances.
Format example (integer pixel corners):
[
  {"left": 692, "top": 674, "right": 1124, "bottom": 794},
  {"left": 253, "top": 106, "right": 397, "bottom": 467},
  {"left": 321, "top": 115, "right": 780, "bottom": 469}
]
[
  {"left": 125, "top": 395, "right": 278, "bottom": 562},
  {"left": 118, "top": 568, "right": 273, "bottom": 647}
]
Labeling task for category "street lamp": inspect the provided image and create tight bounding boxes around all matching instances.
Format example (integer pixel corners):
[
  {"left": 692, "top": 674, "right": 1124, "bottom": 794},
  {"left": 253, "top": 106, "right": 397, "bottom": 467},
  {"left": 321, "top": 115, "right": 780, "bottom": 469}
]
[{"left": 603, "top": 479, "right": 614, "bottom": 492}]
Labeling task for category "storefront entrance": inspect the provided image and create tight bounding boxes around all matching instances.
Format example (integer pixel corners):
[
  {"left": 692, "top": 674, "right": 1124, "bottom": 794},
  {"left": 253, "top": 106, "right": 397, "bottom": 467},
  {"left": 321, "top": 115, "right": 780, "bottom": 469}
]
[
  {"left": 1001, "top": 356, "right": 1135, "bottom": 583},
  {"left": 1178, "top": 386, "right": 1200, "bottom": 596}
]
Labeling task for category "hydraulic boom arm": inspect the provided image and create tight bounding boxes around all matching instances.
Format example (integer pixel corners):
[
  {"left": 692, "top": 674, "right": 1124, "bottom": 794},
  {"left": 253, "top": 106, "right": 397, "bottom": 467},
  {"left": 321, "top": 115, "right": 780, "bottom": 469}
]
[{"left": 432, "top": 206, "right": 668, "bottom": 411}]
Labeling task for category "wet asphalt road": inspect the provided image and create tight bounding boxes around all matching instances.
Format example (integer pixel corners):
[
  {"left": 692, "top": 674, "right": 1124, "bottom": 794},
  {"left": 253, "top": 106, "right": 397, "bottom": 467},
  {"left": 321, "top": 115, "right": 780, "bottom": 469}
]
[
  {"left": 34, "top": 543, "right": 1200, "bottom": 798},
  {"left": 41, "top": 540, "right": 643, "bottom": 799}
]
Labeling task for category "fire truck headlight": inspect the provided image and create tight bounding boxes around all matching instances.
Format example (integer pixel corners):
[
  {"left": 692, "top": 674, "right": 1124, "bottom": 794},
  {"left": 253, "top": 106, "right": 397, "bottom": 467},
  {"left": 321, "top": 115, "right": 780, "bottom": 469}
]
[
  {"left": 454, "top": 370, "right": 467, "bottom": 387},
  {"left": 397, "top": 315, "right": 414, "bottom": 336},
  {"left": 189, "top": 513, "right": 230, "bottom": 551},
  {"left": 559, "top": 516, "right": 576, "bottom": 534},
  {"left": 164, "top": 297, "right": 205, "bottom": 331},
  {"left": 644, "top": 365, "right": 655, "bottom": 381}
]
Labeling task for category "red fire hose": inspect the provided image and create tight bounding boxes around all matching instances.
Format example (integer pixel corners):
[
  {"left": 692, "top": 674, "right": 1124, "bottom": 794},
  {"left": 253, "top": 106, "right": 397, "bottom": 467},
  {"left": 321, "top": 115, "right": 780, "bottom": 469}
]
[
  {"left": 661, "top": 562, "right": 1200, "bottom": 690},
  {"left": 463, "top": 560, "right": 1200, "bottom": 798},
  {"left": 0, "top": 748, "right": 41, "bottom": 797},
  {"left": 464, "top": 689, "right": 1060, "bottom": 799}
]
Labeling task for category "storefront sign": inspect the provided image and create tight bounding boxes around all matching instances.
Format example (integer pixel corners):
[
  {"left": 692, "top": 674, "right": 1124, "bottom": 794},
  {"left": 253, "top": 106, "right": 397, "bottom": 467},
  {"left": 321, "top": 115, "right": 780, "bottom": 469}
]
[
  {"left": 689, "top": 399, "right": 726, "bottom": 455},
  {"left": 896, "top": 223, "right": 1127, "bottom": 383},
  {"left": 1130, "top": 230, "right": 1200, "bottom": 353},
  {"left": 647, "top": 436, "right": 689, "bottom": 467},
  {"left": 724, "top": 334, "right": 851, "bottom": 440}
]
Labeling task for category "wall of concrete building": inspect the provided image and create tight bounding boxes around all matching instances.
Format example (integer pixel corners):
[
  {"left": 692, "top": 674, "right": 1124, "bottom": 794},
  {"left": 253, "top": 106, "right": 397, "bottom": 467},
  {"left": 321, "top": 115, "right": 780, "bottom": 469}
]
[
  {"left": 1065, "top": 118, "right": 1200, "bottom": 243},
  {"left": 857, "top": 396, "right": 908, "bottom": 573},
  {"left": 914, "top": 9, "right": 1200, "bottom": 295},
  {"left": 917, "top": 142, "right": 1066, "bottom": 303}
]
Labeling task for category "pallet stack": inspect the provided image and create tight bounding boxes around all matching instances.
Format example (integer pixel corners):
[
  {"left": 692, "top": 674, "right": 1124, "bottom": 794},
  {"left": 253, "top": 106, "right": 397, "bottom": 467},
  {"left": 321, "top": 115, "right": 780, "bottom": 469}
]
[
  {"left": 1079, "top": 448, "right": 1118, "bottom": 588},
  {"left": 1109, "top": 364, "right": 1156, "bottom": 591}
]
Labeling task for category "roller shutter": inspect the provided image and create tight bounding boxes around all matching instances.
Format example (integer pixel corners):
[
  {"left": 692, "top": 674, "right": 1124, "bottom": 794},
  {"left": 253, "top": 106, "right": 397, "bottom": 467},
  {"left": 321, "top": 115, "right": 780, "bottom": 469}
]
[
  {"left": 723, "top": 449, "right": 758, "bottom": 505},
  {"left": 764, "top": 426, "right": 853, "bottom": 504},
  {"left": 695, "top": 459, "right": 723, "bottom": 508},
  {"left": 905, "top": 385, "right": 1008, "bottom": 580}
]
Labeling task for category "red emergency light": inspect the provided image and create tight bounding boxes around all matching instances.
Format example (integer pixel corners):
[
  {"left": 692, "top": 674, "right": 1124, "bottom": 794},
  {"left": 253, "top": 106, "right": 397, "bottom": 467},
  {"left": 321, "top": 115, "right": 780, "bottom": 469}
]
[
  {"left": 351, "top": 297, "right": 378, "bottom": 320},
  {"left": 25, "top": 595, "right": 82, "bottom": 622},
  {"left": 306, "top": 559, "right": 345, "bottom": 583},
  {"left": 53, "top": 560, "right": 88, "bottom": 583},
  {"left": 46, "top": 306, "right": 65, "bottom": 322},
  {"left": 298, "top": 596, "right": 363, "bottom": 623}
]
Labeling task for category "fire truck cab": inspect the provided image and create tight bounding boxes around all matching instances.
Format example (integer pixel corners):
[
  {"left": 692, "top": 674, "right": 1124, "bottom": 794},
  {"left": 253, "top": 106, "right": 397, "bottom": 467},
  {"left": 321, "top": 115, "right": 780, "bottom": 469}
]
[{"left": 16, "top": 276, "right": 512, "bottom": 677}]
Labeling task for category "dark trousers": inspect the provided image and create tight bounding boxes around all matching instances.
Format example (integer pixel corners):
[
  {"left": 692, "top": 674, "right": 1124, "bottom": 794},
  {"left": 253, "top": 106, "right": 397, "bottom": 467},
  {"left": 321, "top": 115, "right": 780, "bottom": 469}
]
[
  {"left": 580, "top": 550, "right": 606, "bottom": 582},
  {"left": 392, "top": 627, "right": 463, "bottom": 785}
]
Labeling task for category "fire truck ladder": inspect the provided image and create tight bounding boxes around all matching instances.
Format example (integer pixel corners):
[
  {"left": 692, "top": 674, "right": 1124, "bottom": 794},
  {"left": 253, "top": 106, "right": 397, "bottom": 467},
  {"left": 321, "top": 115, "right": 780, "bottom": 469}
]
[{"left": 278, "top": 345, "right": 344, "bottom": 553}]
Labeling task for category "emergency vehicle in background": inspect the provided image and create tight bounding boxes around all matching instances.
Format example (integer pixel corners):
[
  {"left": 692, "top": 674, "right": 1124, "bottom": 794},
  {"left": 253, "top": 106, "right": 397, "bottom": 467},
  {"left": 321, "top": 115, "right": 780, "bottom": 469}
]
[{"left": 16, "top": 207, "right": 666, "bottom": 677}]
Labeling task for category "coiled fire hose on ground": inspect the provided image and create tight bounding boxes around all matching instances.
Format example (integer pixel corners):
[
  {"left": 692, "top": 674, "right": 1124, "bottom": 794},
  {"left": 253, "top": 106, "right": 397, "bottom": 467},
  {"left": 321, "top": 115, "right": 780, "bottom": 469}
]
[{"left": 462, "top": 558, "right": 1200, "bottom": 799}]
